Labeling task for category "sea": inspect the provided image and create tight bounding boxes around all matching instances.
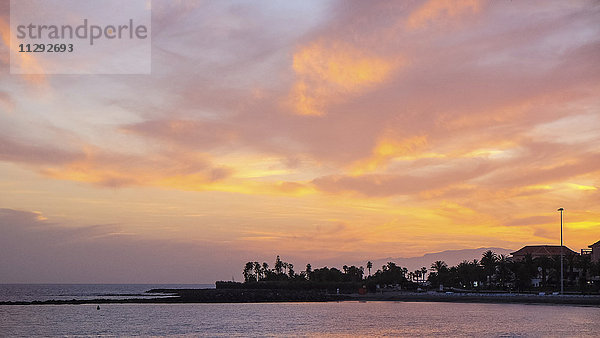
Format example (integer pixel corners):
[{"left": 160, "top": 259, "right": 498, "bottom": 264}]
[
  {"left": 0, "top": 284, "right": 214, "bottom": 302},
  {"left": 1, "top": 284, "right": 599, "bottom": 337}
]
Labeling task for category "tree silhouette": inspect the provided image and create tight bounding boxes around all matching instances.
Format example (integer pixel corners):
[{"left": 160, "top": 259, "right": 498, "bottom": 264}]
[
  {"left": 431, "top": 260, "right": 448, "bottom": 272},
  {"left": 575, "top": 254, "right": 591, "bottom": 291},
  {"left": 274, "top": 255, "right": 283, "bottom": 275},
  {"left": 429, "top": 260, "right": 449, "bottom": 287},
  {"left": 481, "top": 250, "right": 498, "bottom": 287},
  {"left": 243, "top": 261, "right": 256, "bottom": 282},
  {"left": 283, "top": 262, "right": 289, "bottom": 276},
  {"left": 305, "top": 263, "right": 312, "bottom": 280},
  {"left": 238, "top": 249, "right": 600, "bottom": 293},
  {"left": 496, "top": 254, "right": 512, "bottom": 289},
  {"left": 344, "top": 265, "right": 364, "bottom": 282},
  {"left": 511, "top": 253, "right": 535, "bottom": 291},
  {"left": 456, "top": 260, "right": 482, "bottom": 288},
  {"left": 311, "top": 266, "right": 344, "bottom": 282},
  {"left": 420, "top": 267, "right": 428, "bottom": 284},
  {"left": 253, "top": 261, "right": 262, "bottom": 281},
  {"left": 534, "top": 256, "right": 551, "bottom": 288}
]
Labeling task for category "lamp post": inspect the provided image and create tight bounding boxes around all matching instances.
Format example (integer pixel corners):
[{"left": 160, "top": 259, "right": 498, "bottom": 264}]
[{"left": 557, "top": 207, "right": 564, "bottom": 294}]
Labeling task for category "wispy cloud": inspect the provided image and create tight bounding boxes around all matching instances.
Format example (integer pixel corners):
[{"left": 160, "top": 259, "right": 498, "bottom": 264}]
[
  {"left": 406, "top": 0, "right": 481, "bottom": 30},
  {"left": 289, "top": 40, "right": 401, "bottom": 116}
]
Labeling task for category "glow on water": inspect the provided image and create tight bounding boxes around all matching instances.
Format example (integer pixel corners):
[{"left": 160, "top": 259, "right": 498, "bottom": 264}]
[{"left": 1, "top": 302, "right": 599, "bottom": 336}]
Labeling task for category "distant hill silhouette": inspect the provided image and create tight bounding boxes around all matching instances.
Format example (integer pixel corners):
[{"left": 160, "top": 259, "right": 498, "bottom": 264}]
[{"left": 364, "top": 247, "right": 514, "bottom": 273}]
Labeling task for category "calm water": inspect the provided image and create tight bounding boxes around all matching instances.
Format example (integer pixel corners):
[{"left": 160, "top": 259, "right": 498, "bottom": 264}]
[
  {"left": 1, "top": 301, "right": 599, "bottom": 337},
  {"left": 0, "top": 284, "right": 214, "bottom": 302}
]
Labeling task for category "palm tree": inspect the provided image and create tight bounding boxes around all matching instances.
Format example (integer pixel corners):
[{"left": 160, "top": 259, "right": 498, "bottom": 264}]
[
  {"left": 431, "top": 261, "right": 448, "bottom": 273},
  {"left": 305, "top": 263, "right": 312, "bottom": 280},
  {"left": 420, "top": 267, "right": 428, "bottom": 284},
  {"left": 367, "top": 261, "right": 373, "bottom": 277},
  {"left": 480, "top": 250, "right": 498, "bottom": 287},
  {"left": 457, "top": 260, "right": 471, "bottom": 287},
  {"left": 253, "top": 261, "right": 262, "bottom": 281},
  {"left": 513, "top": 253, "right": 536, "bottom": 291},
  {"left": 261, "top": 262, "right": 271, "bottom": 280},
  {"left": 497, "top": 254, "right": 511, "bottom": 289},
  {"left": 243, "top": 262, "right": 255, "bottom": 283},
  {"left": 534, "top": 256, "right": 551, "bottom": 288},
  {"left": 282, "top": 262, "right": 289, "bottom": 276},
  {"left": 430, "top": 261, "right": 448, "bottom": 287},
  {"left": 275, "top": 255, "right": 283, "bottom": 275}
]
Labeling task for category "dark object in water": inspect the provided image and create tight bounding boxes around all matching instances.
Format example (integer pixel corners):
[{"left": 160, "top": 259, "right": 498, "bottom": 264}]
[{"left": 97, "top": 305, "right": 100, "bottom": 310}]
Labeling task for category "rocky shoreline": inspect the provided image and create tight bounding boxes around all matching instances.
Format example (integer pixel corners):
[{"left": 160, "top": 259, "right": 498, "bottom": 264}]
[{"left": 2, "top": 289, "right": 599, "bottom": 306}]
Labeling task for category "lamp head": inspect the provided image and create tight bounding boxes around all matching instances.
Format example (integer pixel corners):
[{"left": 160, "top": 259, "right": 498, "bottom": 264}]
[{"left": 557, "top": 207, "right": 564, "bottom": 212}]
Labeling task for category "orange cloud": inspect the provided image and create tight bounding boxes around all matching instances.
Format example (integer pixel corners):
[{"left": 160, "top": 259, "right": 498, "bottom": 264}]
[
  {"left": 30, "top": 143, "right": 320, "bottom": 198},
  {"left": 406, "top": 0, "right": 482, "bottom": 30},
  {"left": 352, "top": 134, "right": 436, "bottom": 174},
  {"left": 0, "top": 18, "right": 45, "bottom": 84},
  {"left": 0, "top": 18, "right": 46, "bottom": 84},
  {"left": 38, "top": 145, "right": 230, "bottom": 187},
  {"left": 0, "top": 17, "right": 8, "bottom": 58},
  {"left": 156, "top": 176, "right": 316, "bottom": 197},
  {"left": 290, "top": 41, "right": 400, "bottom": 116}
]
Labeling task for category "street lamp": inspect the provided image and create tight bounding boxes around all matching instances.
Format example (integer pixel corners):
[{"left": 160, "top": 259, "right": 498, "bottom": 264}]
[{"left": 557, "top": 207, "right": 564, "bottom": 294}]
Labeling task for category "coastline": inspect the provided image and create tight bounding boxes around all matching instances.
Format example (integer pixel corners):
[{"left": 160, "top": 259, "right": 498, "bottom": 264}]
[
  {"left": 348, "top": 291, "right": 600, "bottom": 306},
  {"left": 2, "top": 289, "right": 600, "bottom": 306}
]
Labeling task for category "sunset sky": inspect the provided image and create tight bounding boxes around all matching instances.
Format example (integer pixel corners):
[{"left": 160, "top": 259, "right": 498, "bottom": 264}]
[{"left": 1, "top": 0, "right": 599, "bottom": 283}]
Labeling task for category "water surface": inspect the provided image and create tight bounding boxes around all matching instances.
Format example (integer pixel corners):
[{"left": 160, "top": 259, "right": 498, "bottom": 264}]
[
  {"left": 0, "top": 284, "right": 214, "bottom": 302},
  {"left": 2, "top": 301, "right": 598, "bottom": 336}
]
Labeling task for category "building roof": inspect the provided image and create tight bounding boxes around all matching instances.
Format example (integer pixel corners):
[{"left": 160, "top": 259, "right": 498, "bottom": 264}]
[
  {"left": 511, "top": 245, "right": 578, "bottom": 257},
  {"left": 589, "top": 240, "right": 600, "bottom": 248}
]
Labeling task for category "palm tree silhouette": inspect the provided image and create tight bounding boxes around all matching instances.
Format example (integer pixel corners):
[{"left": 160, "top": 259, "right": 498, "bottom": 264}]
[
  {"left": 431, "top": 260, "right": 448, "bottom": 273},
  {"left": 420, "top": 267, "right": 428, "bottom": 284},
  {"left": 497, "top": 254, "right": 511, "bottom": 289},
  {"left": 253, "top": 261, "right": 262, "bottom": 281},
  {"left": 534, "top": 256, "right": 551, "bottom": 288},
  {"left": 430, "top": 261, "right": 448, "bottom": 287},
  {"left": 481, "top": 250, "right": 498, "bottom": 287},
  {"left": 275, "top": 255, "right": 283, "bottom": 275},
  {"left": 305, "top": 264, "right": 312, "bottom": 281}
]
